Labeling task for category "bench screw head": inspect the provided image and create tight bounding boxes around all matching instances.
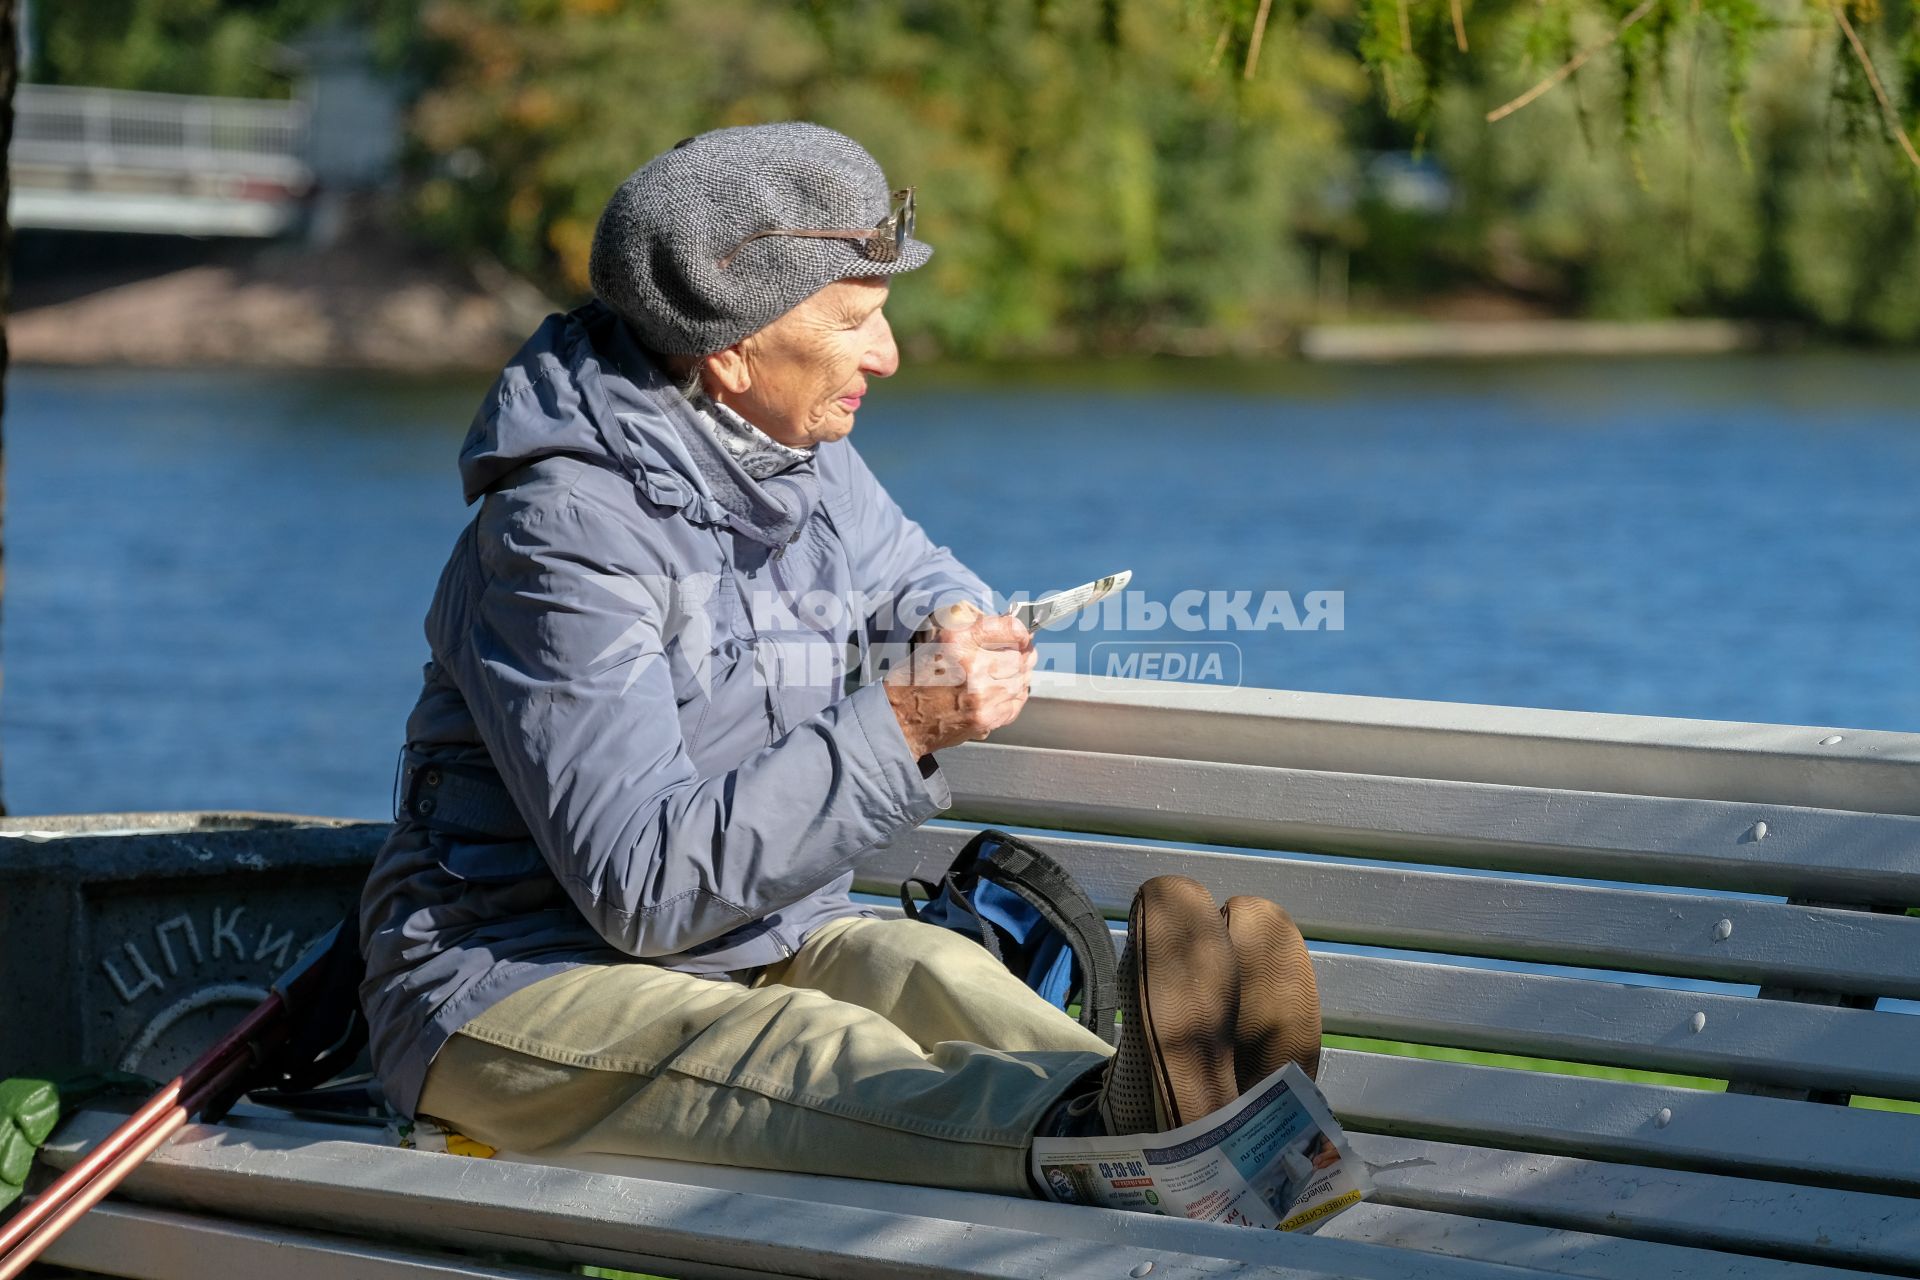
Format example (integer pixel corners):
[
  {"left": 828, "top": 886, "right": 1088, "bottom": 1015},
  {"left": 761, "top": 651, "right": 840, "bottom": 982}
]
[
  {"left": 1711, "top": 919, "right": 1733, "bottom": 941},
  {"left": 1820, "top": 734, "right": 1844, "bottom": 746},
  {"left": 1690, "top": 1012, "right": 1707, "bottom": 1033},
  {"left": 1744, "top": 821, "right": 1768, "bottom": 842},
  {"left": 1655, "top": 1107, "right": 1673, "bottom": 1128},
  {"left": 1130, "top": 1265, "right": 1156, "bottom": 1278}
]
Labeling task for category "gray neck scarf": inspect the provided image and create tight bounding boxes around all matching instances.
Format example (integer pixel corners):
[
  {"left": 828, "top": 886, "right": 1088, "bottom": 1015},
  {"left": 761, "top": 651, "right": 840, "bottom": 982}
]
[{"left": 689, "top": 393, "right": 812, "bottom": 481}]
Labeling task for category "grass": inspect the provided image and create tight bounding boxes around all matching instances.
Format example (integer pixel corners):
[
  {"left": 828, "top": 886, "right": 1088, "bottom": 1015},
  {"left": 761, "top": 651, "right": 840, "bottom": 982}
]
[
  {"left": 1323, "top": 1034, "right": 1729, "bottom": 1090},
  {"left": 1327, "top": 1034, "right": 1920, "bottom": 1112}
]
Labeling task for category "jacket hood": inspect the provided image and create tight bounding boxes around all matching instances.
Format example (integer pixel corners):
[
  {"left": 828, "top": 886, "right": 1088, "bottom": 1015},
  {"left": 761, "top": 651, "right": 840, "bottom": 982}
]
[
  {"left": 457, "top": 301, "right": 820, "bottom": 547},
  {"left": 458, "top": 301, "right": 657, "bottom": 505}
]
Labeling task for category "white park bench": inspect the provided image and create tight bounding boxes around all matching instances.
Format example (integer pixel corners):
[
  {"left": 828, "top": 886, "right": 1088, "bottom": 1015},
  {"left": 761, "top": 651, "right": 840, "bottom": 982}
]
[{"left": 32, "top": 672, "right": 1920, "bottom": 1280}]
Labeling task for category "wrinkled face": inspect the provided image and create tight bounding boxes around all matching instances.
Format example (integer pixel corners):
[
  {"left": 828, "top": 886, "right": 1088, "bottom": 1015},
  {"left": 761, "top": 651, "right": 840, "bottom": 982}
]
[{"left": 707, "top": 278, "right": 899, "bottom": 448}]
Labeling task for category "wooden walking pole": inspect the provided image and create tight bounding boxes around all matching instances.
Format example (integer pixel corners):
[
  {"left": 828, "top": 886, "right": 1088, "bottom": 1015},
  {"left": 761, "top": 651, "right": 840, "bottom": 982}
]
[
  {"left": 0, "top": 998, "right": 288, "bottom": 1279},
  {"left": 0, "top": 920, "right": 363, "bottom": 1275}
]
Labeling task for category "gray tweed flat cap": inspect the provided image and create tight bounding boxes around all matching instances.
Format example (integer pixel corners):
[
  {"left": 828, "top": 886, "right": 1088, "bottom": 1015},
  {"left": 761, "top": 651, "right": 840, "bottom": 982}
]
[{"left": 590, "top": 122, "right": 931, "bottom": 356}]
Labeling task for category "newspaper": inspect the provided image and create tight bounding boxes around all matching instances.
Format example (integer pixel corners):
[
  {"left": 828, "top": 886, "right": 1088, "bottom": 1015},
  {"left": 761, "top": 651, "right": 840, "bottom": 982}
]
[
  {"left": 1011, "top": 570, "right": 1131, "bottom": 630},
  {"left": 1031, "top": 1062, "right": 1369, "bottom": 1232}
]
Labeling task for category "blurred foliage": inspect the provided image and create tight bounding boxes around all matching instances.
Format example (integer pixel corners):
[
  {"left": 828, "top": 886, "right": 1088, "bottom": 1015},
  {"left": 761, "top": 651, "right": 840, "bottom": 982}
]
[
  {"left": 27, "top": 0, "right": 1920, "bottom": 349},
  {"left": 376, "top": 0, "right": 1920, "bottom": 350},
  {"left": 30, "top": 0, "right": 340, "bottom": 97},
  {"left": 1416, "top": 24, "right": 1920, "bottom": 341},
  {"left": 381, "top": 0, "right": 1364, "bottom": 355}
]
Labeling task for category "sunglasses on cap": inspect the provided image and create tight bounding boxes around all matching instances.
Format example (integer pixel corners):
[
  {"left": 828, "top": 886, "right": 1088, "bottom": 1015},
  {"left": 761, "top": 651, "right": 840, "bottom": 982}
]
[{"left": 718, "top": 188, "right": 916, "bottom": 270}]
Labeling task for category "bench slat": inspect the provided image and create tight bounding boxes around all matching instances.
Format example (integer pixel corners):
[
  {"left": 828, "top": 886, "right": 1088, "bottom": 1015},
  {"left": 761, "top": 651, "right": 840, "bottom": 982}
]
[
  {"left": 58, "top": 1119, "right": 1907, "bottom": 1280},
  {"left": 941, "top": 744, "right": 1920, "bottom": 903},
  {"left": 494, "top": 1132, "right": 1907, "bottom": 1278},
  {"left": 1322, "top": 1203, "right": 1880, "bottom": 1280},
  {"left": 44, "top": 1202, "right": 565, "bottom": 1280},
  {"left": 859, "top": 830, "right": 1920, "bottom": 999},
  {"left": 1319, "top": 1048, "right": 1920, "bottom": 1194},
  {"left": 40, "top": 1112, "right": 1558, "bottom": 1280},
  {"left": 1352, "top": 1133, "right": 1920, "bottom": 1274},
  {"left": 501, "top": 1138, "right": 1886, "bottom": 1280},
  {"left": 870, "top": 883, "right": 1920, "bottom": 1096},
  {"left": 1003, "top": 674, "right": 1920, "bottom": 817},
  {"left": 46, "top": 1112, "right": 1900, "bottom": 1280},
  {"left": 1317, "top": 953, "right": 1920, "bottom": 1100}
]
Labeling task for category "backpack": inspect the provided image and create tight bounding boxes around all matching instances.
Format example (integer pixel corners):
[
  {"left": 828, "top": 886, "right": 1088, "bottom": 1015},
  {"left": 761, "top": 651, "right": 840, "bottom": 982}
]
[{"left": 899, "top": 829, "right": 1120, "bottom": 1045}]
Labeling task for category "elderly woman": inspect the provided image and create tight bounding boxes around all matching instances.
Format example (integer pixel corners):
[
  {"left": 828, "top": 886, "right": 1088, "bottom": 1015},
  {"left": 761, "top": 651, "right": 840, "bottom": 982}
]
[{"left": 359, "top": 122, "right": 1321, "bottom": 1196}]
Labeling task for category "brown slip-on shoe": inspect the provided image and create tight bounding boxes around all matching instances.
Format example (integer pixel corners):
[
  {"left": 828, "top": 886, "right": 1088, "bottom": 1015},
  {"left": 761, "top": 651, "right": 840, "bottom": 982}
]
[
  {"left": 1221, "top": 896, "right": 1322, "bottom": 1089},
  {"left": 1098, "top": 875, "right": 1241, "bottom": 1135}
]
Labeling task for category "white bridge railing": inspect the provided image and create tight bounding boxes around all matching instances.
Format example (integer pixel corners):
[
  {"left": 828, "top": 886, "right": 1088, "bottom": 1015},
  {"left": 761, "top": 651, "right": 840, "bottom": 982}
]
[{"left": 12, "top": 82, "right": 312, "bottom": 187}]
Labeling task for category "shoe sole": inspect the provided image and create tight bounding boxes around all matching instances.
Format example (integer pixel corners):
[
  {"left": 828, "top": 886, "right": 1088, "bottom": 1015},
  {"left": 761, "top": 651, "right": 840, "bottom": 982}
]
[
  {"left": 1221, "top": 896, "right": 1322, "bottom": 1089},
  {"left": 1134, "top": 875, "right": 1241, "bottom": 1129}
]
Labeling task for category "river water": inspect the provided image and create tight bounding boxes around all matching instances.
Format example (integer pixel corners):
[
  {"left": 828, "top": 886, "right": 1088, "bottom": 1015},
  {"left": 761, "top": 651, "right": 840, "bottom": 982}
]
[{"left": 4, "top": 353, "right": 1916, "bottom": 819}]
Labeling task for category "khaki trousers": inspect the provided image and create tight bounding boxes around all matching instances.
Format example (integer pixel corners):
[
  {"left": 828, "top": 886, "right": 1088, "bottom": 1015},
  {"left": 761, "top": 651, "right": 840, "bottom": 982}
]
[{"left": 418, "top": 917, "right": 1114, "bottom": 1195}]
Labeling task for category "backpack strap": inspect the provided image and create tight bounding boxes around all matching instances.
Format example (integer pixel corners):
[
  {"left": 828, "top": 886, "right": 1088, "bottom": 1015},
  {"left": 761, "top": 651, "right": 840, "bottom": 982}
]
[
  {"left": 901, "top": 874, "right": 1005, "bottom": 964},
  {"left": 899, "top": 878, "right": 936, "bottom": 921},
  {"left": 973, "top": 831, "right": 1120, "bottom": 1045}
]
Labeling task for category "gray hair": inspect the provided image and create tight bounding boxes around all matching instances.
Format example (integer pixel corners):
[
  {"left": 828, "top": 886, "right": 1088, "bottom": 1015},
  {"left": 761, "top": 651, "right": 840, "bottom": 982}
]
[{"left": 642, "top": 347, "right": 706, "bottom": 401}]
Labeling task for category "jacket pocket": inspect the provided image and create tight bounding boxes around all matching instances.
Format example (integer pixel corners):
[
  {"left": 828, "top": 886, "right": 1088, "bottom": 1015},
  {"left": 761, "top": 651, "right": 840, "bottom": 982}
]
[{"left": 436, "top": 838, "right": 546, "bottom": 886}]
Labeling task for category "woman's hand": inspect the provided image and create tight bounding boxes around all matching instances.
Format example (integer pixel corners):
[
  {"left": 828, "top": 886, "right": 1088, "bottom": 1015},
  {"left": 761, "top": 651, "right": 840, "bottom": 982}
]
[{"left": 885, "top": 606, "right": 1037, "bottom": 758}]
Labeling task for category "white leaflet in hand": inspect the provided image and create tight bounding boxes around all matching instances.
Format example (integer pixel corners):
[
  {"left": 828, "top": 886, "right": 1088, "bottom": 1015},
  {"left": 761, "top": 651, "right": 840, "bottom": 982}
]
[
  {"left": 1031, "top": 1063, "right": 1369, "bottom": 1232},
  {"left": 1012, "top": 570, "right": 1132, "bottom": 631}
]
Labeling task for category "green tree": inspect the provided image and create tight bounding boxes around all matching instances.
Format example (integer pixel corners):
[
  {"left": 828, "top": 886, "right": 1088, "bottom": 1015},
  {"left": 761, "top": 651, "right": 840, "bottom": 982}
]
[
  {"left": 1392, "top": 14, "right": 1920, "bottom": 337},
  {"left": 30, "top": 0, "right": 1920, "bottom": 348},
  {"left": 391, "top": 0, "right": 1365, "bottom": 355},
  {"left": 32, "top": 0, "right": 344, "bottom": 98}
]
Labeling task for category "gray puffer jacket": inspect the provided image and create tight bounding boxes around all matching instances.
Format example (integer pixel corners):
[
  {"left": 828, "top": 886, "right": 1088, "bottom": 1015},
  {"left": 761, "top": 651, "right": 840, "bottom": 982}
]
[{"left": 359, "top": 301, "right": 989, "bottom": 1116}]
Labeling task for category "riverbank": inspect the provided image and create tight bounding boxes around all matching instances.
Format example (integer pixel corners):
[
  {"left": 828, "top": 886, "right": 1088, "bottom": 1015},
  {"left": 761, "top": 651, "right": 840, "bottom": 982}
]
[
  {"left": 9, "top": 231, "right": 554, "bottom": 372},
  {"left": 9, "top": 235, "right": 1787, "bottom": 369},
  {"left": 1297, "top": 318, "right": 1774, "bottom": 361}
]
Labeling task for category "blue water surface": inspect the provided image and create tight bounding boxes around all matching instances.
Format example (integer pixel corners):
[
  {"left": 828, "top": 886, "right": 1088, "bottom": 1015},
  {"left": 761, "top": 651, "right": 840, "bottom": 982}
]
[{"left": 3, "top": 353, "right": 1915, "bottom": 819}]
